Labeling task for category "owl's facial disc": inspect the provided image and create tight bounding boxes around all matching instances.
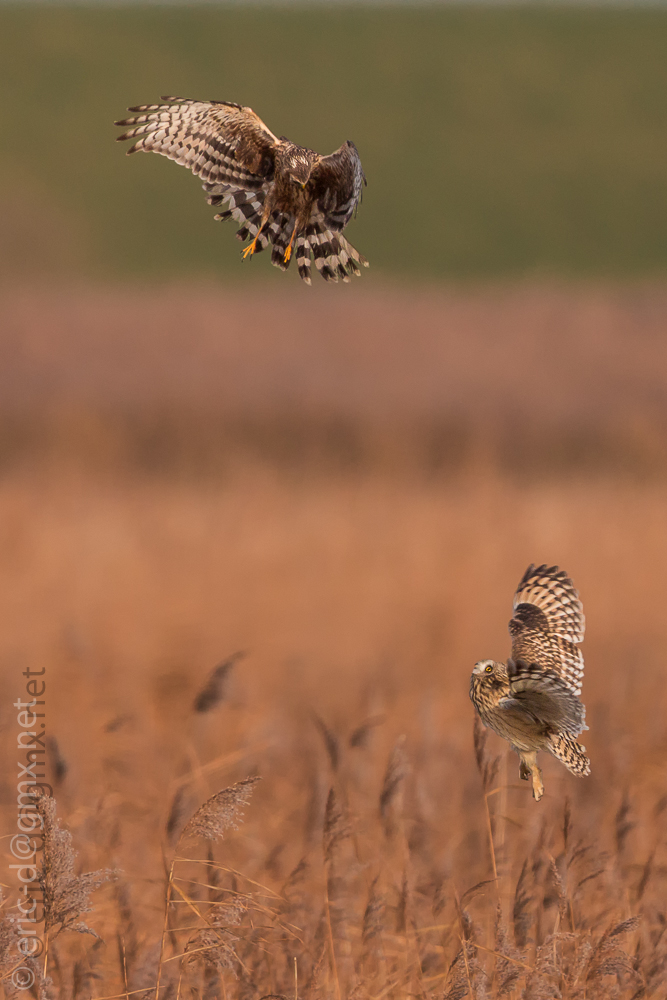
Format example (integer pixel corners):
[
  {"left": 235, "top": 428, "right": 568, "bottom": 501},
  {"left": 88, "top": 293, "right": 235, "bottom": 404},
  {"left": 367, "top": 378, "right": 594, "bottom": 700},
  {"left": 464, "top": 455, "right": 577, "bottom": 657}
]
[{"left": 473, "top": 659, "right": 496, "bottom": 676}]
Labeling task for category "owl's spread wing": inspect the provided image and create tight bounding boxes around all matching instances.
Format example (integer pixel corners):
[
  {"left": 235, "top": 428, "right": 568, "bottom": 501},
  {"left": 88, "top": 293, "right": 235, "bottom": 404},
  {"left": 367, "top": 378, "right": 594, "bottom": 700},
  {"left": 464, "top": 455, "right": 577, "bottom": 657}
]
[
  {"left": 501, "top": 659, "right": 587, "bottom": 736},
  {"left": 115, "top": 97, "right": 279, "bottom": 191},
  {"left": 310, "top": 141, "right": 366, "bottom": 231},
  {"left": 508, "top": 564, "right": 585, "bottom": 695}
]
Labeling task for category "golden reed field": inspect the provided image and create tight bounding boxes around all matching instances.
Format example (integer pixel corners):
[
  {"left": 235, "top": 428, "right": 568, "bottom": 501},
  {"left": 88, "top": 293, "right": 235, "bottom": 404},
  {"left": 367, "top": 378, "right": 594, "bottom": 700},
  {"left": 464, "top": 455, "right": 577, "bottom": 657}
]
[{"left": 1, "top": 283, "right": 667, "bottom": 999}]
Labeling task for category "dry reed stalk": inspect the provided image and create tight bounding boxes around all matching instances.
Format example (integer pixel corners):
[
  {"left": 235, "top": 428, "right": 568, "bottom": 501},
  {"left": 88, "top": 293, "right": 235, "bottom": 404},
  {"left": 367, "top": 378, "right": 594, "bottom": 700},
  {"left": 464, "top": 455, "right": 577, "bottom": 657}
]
[
  {"left": 71, "top": 938, "right": 104, "bottom": 999},
  {"left": 36, "top": 795, "right": 115, "bottom": 939},
  {"left": 348, "top": 716, "right": 384, "bottom": 750},
  {"left": 303, "top": 937, "right": 328, "bottom": 1000},
  {"left": 548, "top": 855, "right": 568, "bottom": 928},
  {"left": 155, "top": 777, "right": 261, "bottom": 1000},
  {"left": 459, "top": 937, "right": 473, "bottom": 1000},
  {"left": 34, "top": 792, "right": 115, "bottom": 992},
  {"left": 615, "top": 792, "right": 635, "bottom": 859},
  {"left": 494, "top": 751, "right": 508, "bottom": 884},
  {"left": 492, "top": 905, "right": 524, "bottom": 997},
  {"left": 0, "top": 890, "right": 45, "bottom": 999},
  {"left": 192, "top": 653, "right": 245, "bottom": 714},
  {"left": 513, "top": 859, "right": 533, "bottom": 950},
  {"left": 579, "top": 917, "right": 642, "bottom": 994},
  {"left": 278, "top": 858, "right": 311, "bottom": 981},
  {"left": 178, "top": 777, "right": 261, "bottom": 845},
  {"left": 154, "top": 861, "right": 175, "bottom": 1000},
  {"left": 472, "top": 716, "right": 500, "bottom": 889},
  {"left": 322, "top": 788, "right": 352, "bottom": 1000},
  {"left": 118, "top": 935, "right": 130, "bottom": 1000},
  {"left": 563, "top": 797, "right": 572, "bottom": 854},
  {"left": 164, "top": 881, "right": 249, "bottom": 980},
  {"left": 322, "top": 789, "right": 350, "bottom": 867},
  {"left": 378, "top": 736, "right": 409, "bottom": 841},
  {"left": 635, "top": 849, "right": 655, "bottom": 905},
  {"left": 313, "top": 717, "right": 340, "bottom": 774},
  {"left": 46, "top": 736, "right": 69, "bottom": 787},
  {"left": 361, "top": 876, "right": 385, "bottom": 982},
  {"left": 114, "top": 883, "right": 137, "bottom": 978},
  {"left": 281, "top": 857, "right": 309, "bottom": 914},
  {"left": 442, "top": 939, "right": 477, "bottom": 1000},
  {"left": 165, "top": 788, "right": 194, "bottom": 848}
]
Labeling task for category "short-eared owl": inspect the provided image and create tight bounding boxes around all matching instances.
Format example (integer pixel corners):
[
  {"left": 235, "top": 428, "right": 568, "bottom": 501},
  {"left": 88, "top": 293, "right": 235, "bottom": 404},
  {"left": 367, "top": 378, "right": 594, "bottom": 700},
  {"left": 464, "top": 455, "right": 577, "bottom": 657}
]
[
  {"left": 470, "top": 564, "right": 590, "bottom": 802},
  {"left": 115, "top": 97, "right": 367, "bottom": 284}
]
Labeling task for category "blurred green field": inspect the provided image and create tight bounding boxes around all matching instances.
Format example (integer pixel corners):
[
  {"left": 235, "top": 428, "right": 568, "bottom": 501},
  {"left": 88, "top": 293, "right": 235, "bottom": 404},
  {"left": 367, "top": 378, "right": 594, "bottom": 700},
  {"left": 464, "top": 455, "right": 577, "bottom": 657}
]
[{"left": 2, "top": 4, "right": 667, "bottom": 282}]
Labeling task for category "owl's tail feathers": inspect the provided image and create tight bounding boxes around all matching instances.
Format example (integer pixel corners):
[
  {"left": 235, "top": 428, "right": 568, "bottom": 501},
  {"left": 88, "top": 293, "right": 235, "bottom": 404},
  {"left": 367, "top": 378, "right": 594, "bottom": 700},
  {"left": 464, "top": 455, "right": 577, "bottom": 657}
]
[{"left": 548, "top": 733, "right": 591, "bottom": 776}]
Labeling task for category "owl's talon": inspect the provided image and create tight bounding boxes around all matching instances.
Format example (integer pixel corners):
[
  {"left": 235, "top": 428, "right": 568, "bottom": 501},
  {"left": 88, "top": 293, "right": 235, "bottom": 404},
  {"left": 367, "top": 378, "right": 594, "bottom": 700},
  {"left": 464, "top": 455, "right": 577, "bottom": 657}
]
[
  {"left": 517, "top": 753, "right": 544, "bottom": 800},
  {"left": 531, "top": 767, "right": 544, "bottom": 801}
]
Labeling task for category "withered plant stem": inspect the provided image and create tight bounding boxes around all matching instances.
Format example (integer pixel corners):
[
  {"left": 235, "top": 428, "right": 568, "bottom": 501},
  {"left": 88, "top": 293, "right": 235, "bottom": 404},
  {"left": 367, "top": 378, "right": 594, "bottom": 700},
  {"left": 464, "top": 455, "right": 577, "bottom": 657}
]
[
  {"left": 154, "top": 859, "right": 175, "bottom": 1000},
  {"left": 459, "top": 937, "right": 474, "bottom": 1000}
]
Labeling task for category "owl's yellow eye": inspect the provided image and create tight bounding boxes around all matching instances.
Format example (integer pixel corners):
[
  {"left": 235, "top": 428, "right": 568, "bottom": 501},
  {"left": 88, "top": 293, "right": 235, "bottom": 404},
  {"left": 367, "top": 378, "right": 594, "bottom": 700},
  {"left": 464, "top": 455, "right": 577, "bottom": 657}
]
[{"left": 485, "top": 664, "right": 493, "bottom": 673}]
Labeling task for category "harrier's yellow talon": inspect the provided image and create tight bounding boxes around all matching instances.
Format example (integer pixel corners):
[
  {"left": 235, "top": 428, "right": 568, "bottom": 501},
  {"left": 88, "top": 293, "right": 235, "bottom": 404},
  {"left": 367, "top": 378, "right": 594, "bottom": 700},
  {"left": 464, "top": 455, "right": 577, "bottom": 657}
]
[
  {"left": 242, "top": 238, "right": 258, "bottom": 259},
  {"left": 283, "top": 225, "right": 298, "bottom": 264}
]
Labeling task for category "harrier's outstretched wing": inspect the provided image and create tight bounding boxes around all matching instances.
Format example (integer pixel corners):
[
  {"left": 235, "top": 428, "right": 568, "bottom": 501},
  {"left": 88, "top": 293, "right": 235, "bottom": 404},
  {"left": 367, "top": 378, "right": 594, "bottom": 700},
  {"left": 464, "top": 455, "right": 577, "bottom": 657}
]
[
  {"left": 115, "top": 97, "right": 279, "bottom": 190},
  {"left": 311, "top": 141, "right": 366, "bottom": 231},
  {"left": 508, "top": 564, "right": 585, "bottom": 695}
]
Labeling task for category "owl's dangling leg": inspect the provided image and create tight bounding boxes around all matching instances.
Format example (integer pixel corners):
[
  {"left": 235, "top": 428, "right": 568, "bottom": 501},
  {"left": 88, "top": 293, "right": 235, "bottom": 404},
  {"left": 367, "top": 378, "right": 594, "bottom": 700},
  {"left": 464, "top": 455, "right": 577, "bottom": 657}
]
[
  {"left": 242, "top": 202, "right": 272, "bottom": 259},
  {"left": 519, "top": 751, "right": 544, "bottom": 802},
  {"left": 531, "top": 767, "right": 544, "bottom": 802}
]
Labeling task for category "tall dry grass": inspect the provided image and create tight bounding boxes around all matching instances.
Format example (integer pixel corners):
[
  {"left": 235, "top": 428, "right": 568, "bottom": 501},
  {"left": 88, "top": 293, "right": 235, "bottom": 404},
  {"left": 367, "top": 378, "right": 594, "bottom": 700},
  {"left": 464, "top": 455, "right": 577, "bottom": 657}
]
[{"left": 1, "top": 465, "right": 666, "bottom": 999}]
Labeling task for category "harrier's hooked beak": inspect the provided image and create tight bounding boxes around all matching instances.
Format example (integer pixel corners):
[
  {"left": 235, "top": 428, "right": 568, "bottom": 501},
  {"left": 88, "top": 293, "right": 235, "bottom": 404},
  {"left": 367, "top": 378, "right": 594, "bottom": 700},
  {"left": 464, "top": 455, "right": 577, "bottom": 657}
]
[{"left": 289, "top": 159, "right": 312, "bottom": 188}]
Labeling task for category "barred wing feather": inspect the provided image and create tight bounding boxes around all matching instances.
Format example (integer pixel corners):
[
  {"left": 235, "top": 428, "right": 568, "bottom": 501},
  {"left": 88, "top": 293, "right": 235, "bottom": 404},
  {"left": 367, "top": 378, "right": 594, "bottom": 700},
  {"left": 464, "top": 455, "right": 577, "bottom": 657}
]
[
  {"left": 509, "top": 564, "right": 585, "bottom": 695},
  {"left": 503, "top": 658, "right": 587, "bottom": 737},
  {"left": 115, "top": 97, "right": 277, "bottom": 189},
  {"left": 311, "top": 141, "right": 366, "bottom": 231}
]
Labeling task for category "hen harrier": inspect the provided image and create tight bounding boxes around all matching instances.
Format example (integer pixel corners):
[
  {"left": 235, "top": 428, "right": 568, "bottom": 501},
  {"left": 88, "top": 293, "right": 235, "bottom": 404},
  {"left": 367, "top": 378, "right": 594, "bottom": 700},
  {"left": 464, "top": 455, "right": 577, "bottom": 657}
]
[
  {"left": 115, "top": 97, "right": 368, "bottom": 284},
  {"left": 470, "top": 564, "right": 590, "bottom": 801}
]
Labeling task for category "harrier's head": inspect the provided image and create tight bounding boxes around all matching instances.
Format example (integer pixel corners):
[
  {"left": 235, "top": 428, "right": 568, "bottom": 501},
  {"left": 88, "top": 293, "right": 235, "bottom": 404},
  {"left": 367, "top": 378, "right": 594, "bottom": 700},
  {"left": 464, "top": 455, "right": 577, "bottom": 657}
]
[{"left": 288, "top": 153, "right": 313, "bottom": 188}]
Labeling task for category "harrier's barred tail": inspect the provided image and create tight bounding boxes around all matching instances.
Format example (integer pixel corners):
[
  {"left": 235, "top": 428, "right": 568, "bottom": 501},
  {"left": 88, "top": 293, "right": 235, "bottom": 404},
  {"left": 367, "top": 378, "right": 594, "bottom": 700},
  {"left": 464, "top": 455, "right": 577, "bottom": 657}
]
[
  {"left": 302, "top": 223, "right": 369, "bottom": 284},
  {"left": 269, "top": 217, "right": 294, "bottom": 272},
  {"left": 548, "top": 733, "right": 591, "bottom": 776},
  {"left": 207, "top": 184, "right": 368, "bottom": 283},
  {"left": 295, "top": 237, "right": 312, "bottom": 284}
]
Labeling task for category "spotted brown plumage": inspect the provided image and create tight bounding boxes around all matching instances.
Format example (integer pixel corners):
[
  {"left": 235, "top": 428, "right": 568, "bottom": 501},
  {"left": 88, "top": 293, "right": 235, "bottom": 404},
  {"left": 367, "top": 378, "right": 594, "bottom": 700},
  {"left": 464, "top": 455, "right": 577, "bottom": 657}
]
[
  {"left": 470, "top": 564, "right": 590, "bottom": 801},
  {"left": 114, "top": 97, "right": 368, "bottom": 284}
]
